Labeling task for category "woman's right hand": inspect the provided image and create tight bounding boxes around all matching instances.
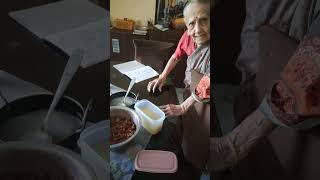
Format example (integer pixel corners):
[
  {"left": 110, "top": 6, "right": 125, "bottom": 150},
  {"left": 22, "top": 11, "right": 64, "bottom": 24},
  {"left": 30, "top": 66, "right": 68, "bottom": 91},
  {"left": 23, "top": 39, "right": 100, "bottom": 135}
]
[
  {"left": 160, "top": 104, "right": 185, "bottom": 117},
  {"left": 147, "top": 75, "right": 166, "bottom": 93}
]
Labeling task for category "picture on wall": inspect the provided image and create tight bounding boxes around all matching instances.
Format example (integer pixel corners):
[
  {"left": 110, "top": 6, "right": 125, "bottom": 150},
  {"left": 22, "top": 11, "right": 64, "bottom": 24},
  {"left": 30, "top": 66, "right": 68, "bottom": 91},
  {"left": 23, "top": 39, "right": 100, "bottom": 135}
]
[{"left": 155, "top": 0, "right": 189, "bottom": 27}]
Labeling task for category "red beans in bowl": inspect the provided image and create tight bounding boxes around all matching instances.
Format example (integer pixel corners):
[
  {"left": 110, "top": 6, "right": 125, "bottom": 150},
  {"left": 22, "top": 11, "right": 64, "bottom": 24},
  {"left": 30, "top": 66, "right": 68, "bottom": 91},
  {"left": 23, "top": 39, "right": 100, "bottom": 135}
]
[{"left": 110, "top": 115, "right": 136, "bottom": 145}]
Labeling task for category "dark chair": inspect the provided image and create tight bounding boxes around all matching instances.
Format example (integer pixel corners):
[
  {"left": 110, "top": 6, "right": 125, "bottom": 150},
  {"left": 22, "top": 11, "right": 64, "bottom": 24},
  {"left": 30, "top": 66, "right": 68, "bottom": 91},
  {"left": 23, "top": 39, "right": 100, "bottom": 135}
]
[{"left": 133, "top": 39, "right": 174, "bottom": 74}]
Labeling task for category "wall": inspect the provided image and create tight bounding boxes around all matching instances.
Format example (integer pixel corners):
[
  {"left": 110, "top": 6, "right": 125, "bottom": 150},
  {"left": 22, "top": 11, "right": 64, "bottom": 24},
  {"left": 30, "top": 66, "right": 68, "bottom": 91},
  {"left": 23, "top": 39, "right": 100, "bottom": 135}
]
[{"left": 110, "top": 0, "right": 156, "bottom": 26}]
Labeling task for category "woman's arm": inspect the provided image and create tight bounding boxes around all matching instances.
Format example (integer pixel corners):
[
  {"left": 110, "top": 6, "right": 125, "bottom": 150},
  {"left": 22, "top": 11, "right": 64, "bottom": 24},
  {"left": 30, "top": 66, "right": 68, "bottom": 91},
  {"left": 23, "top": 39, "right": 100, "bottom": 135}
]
[
  {"left": 180, "top": 95, "right": 197, "bottom": 113},
  {"left": 160, "top": 95, "right": 197, "bottom": 117},
  {"left": 148, "top": 55, "right": 180, "bottom": 93},
  {"left": 159, "top": 55, "right": 179, "bottom": 80}
]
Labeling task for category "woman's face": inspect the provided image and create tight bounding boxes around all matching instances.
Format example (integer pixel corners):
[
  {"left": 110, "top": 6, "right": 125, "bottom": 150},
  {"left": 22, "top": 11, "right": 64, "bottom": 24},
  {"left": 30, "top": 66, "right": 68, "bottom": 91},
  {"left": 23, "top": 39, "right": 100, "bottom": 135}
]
[{"left": 184, "top": 3, "right": 210, "bottom": 45}]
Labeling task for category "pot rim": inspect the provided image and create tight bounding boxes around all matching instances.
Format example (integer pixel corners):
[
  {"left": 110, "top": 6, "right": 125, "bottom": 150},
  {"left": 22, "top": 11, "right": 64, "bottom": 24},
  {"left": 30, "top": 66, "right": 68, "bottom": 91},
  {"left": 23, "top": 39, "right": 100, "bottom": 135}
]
[
  {"left": 0, "top": 141, "right": 98, "bottom": 179},
  {"left": 4, "top": 92, "right": 84, "bottom": 112}
]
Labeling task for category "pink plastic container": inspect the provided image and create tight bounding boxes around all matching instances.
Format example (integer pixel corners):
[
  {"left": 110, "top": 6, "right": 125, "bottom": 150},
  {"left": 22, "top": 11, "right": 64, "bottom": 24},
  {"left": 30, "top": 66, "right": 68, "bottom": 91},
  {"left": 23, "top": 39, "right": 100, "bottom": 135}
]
[{"left": 134, "top": 150, "right": 178, "bottom": 173}]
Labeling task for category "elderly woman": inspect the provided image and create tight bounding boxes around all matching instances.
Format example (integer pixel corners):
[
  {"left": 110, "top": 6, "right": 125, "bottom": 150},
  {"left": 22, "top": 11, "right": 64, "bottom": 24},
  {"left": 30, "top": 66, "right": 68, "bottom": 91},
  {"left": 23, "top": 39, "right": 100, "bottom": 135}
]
[
  {"left": 147, "top": 0, "right": 210, "bottom": 93},
  {"left": 147, "top": 0, "right": 211, "bottom": 171},
  {"left": 148, "top": 0, "right": 320, "bottom": 174},
  {"left": 207, "top": 0, "right": 320, "bottom": 173},
  {"left": 148, "top": 0, "right": 210, "bottom": 116}
]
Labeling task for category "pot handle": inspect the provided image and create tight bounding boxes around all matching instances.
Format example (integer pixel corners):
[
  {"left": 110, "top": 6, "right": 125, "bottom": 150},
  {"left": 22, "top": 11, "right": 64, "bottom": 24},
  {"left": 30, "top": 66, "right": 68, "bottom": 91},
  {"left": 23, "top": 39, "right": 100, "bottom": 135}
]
[
  {"left": 76, "top": 98, "right": 93, "bottom": 133},
  {"left": 134, "top": 92, "right": 140, "bottom": 103}
]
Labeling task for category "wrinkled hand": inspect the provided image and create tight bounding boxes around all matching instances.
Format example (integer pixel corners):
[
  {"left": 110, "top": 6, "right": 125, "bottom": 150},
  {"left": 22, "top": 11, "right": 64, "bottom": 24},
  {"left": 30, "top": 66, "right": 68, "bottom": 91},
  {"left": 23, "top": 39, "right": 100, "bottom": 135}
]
[
  {"left": 147, "top": 76, "right": 166, "bottom": 93},
  {"left": 160, "top": 104, "right": 186, "bottom": 117}
]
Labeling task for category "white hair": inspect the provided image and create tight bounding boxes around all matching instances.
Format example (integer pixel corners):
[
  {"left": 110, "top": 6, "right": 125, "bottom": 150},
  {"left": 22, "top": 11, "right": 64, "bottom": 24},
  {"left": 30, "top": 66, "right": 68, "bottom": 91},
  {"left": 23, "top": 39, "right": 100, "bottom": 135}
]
[{"left": 183, "top": 0, "right": 210, "bottom": 18}]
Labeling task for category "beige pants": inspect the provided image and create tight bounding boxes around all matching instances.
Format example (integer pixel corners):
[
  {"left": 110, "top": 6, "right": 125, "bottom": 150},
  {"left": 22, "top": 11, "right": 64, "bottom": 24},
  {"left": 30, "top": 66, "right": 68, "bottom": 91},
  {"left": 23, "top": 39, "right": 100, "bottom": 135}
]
[{"left": 176, "top": 89, "right": 210, "bottom": 170}]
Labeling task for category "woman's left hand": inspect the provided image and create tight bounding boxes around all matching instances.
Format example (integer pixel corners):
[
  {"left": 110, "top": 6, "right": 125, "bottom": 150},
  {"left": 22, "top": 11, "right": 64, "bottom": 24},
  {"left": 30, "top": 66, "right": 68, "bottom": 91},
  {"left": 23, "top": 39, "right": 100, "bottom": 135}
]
[{"left": 160, "top": 104, "right": 186, "bottom": 117}]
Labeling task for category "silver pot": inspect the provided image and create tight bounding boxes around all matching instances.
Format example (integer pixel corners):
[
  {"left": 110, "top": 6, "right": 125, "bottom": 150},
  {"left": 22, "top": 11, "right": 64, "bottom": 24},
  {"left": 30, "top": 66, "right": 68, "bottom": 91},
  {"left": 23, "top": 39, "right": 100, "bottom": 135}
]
[
  {"left": 0, "top": 141, "right": 98, "bottom": 180},
  {"left": 0, "top": 93, "right": 84, "bottom": 145},
  {"left": 110, "top": 91, "right": 137, "bottom": 108}
]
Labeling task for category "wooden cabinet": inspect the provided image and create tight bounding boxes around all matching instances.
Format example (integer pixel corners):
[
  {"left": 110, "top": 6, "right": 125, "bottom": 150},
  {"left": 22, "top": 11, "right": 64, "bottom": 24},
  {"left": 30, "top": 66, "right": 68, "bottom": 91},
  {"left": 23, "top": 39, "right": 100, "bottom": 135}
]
[
  {"left": 149, "top": 29, "right": 184, "bottom": 44},
  {"left": 110, "top": 28, "right": 185, "bottom": 61}
]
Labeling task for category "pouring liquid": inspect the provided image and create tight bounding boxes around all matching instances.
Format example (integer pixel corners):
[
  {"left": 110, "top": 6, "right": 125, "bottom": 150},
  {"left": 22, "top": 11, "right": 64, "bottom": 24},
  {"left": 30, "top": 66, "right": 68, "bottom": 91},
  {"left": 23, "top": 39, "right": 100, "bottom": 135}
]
[
  {"left": 110, "top": 96, "right": 135, "bottom": 107},
  {"left": 0, "top": 109, "right": 81, "bottom": 142}
]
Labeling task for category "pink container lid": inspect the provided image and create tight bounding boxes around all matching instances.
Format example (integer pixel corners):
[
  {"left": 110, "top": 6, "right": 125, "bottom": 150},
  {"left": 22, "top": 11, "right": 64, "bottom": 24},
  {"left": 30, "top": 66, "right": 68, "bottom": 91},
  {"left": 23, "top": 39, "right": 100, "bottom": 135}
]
[{"left": 134, "top": 150, "right": 178, "bottom": 173}]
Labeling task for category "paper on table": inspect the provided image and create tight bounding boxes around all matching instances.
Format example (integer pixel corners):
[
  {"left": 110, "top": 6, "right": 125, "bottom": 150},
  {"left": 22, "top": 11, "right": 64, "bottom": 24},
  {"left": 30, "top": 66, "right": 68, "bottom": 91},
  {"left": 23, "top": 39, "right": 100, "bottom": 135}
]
[
  {"left": 124, "top": 66, "right": 159, "bottom": 83},
  {"left": 8, "top": 0, "right": 108, "bottom": 38},
  {"left": 110, "top": 83, "right": 124, "bottom": 95},
  {"left": 113, "top": 60, "right": 159, "bottom": 83},
  {"left": 8, "top": 0, "right": 110, "bottom": 68},
  {"left": 113, "top": 60, "right": 145, "bottom": 74},
  {"left": 0, "top": 70, "right": 50, "bottom": 105},
  {"left": 45, "top": 18, "right": 109, "bottom": 68}
]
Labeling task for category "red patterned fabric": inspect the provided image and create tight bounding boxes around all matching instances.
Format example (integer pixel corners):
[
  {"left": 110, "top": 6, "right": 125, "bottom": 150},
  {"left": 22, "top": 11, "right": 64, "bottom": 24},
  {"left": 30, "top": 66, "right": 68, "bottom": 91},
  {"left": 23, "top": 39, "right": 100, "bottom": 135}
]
[
  {"left": 195, "top": 75, "right": 210, "bottom": 99},
  {"left": 269, "top": 35, "right": 320, "bottom": 125}
]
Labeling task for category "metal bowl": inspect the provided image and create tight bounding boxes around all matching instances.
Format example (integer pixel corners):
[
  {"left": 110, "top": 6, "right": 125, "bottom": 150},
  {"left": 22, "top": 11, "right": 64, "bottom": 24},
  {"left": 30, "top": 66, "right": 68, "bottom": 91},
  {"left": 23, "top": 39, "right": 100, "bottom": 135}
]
[
  {"left": 135, "top": 26, "right": 148, "bottom": 31},
  {"left": 110, "top": 106, "right": 140, "bottom": 149},
  {"left": 0, "top": 93, "right": 83, "bottom": 145},
  {"left": 110, "top": 91, "right": 137, "bottom": 108},
  {"left": 0, "top": 141, "right": 98, "bottom": 180}
]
